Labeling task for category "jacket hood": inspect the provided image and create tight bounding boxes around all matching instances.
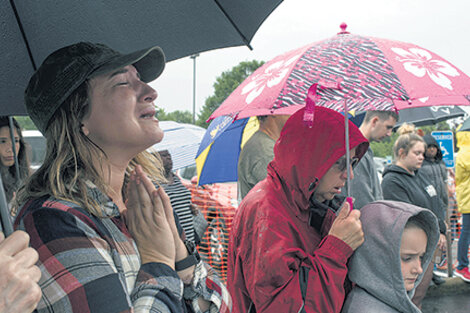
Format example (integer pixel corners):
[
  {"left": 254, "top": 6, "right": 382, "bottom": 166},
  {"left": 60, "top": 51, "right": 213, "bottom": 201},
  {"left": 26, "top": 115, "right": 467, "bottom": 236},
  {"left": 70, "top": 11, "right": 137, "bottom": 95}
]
[
  {"left": 348, "top": 200, "right": 439, "bottom": 312},
  {"left": 382, "top": 164, "right": 414, "bottom": 178},
  {"left": 423, "top": 134, "right": 443, "bottom": 161},
  {"left": 457, "top": 131, "right": 470, "bottom": 150},
  {"left": 269, "top": 106, "right": 369, "bottom": 210}
]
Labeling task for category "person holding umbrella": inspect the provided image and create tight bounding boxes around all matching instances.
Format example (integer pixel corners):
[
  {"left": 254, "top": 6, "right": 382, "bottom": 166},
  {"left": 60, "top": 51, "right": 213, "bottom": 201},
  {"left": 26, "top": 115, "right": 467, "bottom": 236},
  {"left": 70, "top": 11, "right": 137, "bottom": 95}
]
[
  {"left": 228, "top": 106, "right": 368, "bottom": 313},
  {"left": 0, "top": 230, "right": 42, "bottom": 312},
  {"left": 14, "top": 42, "right": 231, "bottom": 312}
]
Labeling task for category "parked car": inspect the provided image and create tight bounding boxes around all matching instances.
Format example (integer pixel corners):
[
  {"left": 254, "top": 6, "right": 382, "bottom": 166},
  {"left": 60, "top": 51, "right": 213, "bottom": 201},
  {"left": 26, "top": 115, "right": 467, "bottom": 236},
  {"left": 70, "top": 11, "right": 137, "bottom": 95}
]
[
  {"left": 373, "top": 156, "right": 389, "bottom": 182},
  {"left": 22, "top": 130, "right": 46, "bottom": 171}
]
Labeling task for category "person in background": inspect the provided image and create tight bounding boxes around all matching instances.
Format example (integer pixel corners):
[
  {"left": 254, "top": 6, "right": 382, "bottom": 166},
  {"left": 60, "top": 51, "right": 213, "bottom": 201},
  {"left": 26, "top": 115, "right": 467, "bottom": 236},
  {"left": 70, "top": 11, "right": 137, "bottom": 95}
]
[
  {"left": 237, "top": 114, "right": 290, "bottom": 200},
  {"left": 228, "top": 106, "right": 368, "bottom": 313},
  {"left": 420, "top": 133, "right": 449, "bottom": 285},
  {"left": 454, "top": 130, "right": 470, "bottom": 282},
  {"left": 0, "top": 116, "right": 30, "bottom": 206},
  {"left": 381, "top": 124, "right": 446, "bottom": 309},
  {"left": 15, "top": 42, "right": 231, "bottom": 312},
  {"left": 341, "top": 201, "right": 439, "bottom": 313},
  {"left": 158, "top": 149, "right": 206, "bottom": 244},
  {"left": 421, "top": 134, "right": 449, "bottom": 217},
  {"left": 341, "top": 111, "right": 398, "bottom": 209},
  {"left": 0, "top": 230, "right": 42, "bottom": 312}
]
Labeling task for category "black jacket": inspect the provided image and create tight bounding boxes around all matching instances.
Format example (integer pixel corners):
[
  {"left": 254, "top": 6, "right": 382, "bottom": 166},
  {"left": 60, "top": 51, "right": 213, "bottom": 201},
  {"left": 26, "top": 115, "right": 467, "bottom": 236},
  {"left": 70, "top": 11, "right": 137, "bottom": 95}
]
[
  {"left": 421, "top": 134, "right": 448, "bottom": 209},
  {"left": 381, "top": 164, "right": 446, "bottom": 234}
]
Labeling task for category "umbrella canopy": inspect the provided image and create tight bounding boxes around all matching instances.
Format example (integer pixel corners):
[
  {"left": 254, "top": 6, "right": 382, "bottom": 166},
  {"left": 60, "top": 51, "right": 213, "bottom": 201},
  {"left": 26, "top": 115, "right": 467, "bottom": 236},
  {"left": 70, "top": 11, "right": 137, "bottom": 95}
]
[
  {"left": 200, "top": 24, "right": 470, "bottom": 187},
  {"left": 209, "top": 23, "right": 470, "bottom": 121},
  {"left": 1, "top": 0, "right": 283, "bottom": 115},
  {"left": 395, "top": 105, "right": 466, "bottom": 129},
  {"left": 459, "top": 116, "right": 470, "bottom": 132},
  {"left": 149, "top": 121, "right": 206, "bottom": 170},
  {"left": 350, "top": 106, "right": 466, "bottom": 129},
  {"left": 196, "top": 116, "right": 260, "bottom": 185}
]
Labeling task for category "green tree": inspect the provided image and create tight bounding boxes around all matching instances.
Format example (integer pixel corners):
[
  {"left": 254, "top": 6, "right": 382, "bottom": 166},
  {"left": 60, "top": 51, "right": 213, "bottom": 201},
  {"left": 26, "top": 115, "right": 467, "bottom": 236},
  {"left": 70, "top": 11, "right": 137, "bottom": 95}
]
[
  {"left": 196, "top": 60, "right": 264, "bottom": 128},
  {"left": 370, "top": 121, "right": 453, "bottom": 158},
  {"left": 420, "top": 121, "right": 450, "bottom": 133},
  {"left": 156, "top": 108, "right": 193, "bottom": 124},
  {"left": 14, "top": 116, "right": 37, "bottom": 130},
  {"left": 370, "top": 134, "right": 397, "bottom": 158}
]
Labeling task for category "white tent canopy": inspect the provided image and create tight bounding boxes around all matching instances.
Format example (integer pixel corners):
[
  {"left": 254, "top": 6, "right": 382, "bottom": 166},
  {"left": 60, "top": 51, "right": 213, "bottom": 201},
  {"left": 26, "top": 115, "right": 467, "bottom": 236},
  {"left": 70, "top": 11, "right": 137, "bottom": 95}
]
[{"left": 149, "top": 121, "right": 206, "bottom": 170}]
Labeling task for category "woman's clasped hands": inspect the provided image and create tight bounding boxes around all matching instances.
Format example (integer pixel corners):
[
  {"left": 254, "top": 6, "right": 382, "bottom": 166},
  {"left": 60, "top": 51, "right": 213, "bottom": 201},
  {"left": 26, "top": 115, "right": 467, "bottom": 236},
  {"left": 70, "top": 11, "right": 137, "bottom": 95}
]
[{"left": 125, "top": 166, "right": 192, "bottom": 277}]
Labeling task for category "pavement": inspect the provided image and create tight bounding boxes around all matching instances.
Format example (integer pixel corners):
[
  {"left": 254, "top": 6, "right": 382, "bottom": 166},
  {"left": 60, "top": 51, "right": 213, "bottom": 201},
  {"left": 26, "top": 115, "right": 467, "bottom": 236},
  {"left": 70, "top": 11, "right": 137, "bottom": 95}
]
[{"left": 422, "top": 276, "right": 470, "bottom": 313}]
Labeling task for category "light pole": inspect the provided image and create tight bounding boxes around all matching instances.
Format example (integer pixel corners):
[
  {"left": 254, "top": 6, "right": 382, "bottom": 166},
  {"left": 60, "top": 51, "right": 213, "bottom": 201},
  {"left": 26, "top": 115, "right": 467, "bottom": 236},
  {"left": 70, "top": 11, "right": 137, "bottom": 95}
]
[{"left": 190, "top": 53, "right": 199, "bottom": 124}]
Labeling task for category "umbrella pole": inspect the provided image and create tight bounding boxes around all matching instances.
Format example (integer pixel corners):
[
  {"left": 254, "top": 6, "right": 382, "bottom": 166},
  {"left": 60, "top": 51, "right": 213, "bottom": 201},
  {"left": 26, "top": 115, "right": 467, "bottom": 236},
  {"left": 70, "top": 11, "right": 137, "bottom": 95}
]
[
  {"left": 0, "top": 174, "right": 14, "bottom": 236},
  {"left": 343, "top": 100, "right": 350, "bottom": 197},
  {"left": 8, "top": 117, "right": 20, "bottom": 179}
]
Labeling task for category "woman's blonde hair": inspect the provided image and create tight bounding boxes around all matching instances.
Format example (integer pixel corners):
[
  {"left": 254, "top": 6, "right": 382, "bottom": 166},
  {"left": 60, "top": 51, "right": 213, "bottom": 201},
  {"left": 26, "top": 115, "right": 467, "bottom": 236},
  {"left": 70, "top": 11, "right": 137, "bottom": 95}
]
[
  {"left": 393, "top": 123, "right": 425, "bottom": 160},
  {"left": 17, "top": 82, "right": 111, "bottom": 216},
  {"left": 126, "top": 151, "right": 167, "bottom": 191}
]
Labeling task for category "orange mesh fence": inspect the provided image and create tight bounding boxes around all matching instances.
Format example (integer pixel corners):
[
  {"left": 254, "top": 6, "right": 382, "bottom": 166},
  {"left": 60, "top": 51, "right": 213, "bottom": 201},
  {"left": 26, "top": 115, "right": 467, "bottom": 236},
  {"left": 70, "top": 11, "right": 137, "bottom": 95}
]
[{"left": 183, "top": 180, "right": 237, "bottom": 283}]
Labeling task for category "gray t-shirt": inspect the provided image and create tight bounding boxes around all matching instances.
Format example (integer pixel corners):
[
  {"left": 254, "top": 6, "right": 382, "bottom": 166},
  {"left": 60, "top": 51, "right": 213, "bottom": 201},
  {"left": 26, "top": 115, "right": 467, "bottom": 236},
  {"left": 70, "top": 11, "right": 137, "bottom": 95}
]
[
  {"left": 237, "top": 130, "right": 275, "bottom": 200},
  {"left": 341, "top": 148, "right": 383, "bottom": 209}
]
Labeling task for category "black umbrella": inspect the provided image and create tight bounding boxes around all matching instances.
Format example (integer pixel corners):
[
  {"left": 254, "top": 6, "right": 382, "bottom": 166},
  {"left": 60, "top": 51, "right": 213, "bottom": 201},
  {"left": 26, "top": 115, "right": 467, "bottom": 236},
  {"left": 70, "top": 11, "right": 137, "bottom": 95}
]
[
  {"left": 1, "top": 0, "right": 284, "bottom": 235},
  {"left": 393, "top": 106, "right": 466, "bottom": 129},
  {"left": 1, "top": 0, "right": 283, "bottom": 115},
  {"left": 350, "top": 106, "right": 466, "bottom": 129},
  {"left": 459, "top": 116, "right": 470, "bottom": 132}
]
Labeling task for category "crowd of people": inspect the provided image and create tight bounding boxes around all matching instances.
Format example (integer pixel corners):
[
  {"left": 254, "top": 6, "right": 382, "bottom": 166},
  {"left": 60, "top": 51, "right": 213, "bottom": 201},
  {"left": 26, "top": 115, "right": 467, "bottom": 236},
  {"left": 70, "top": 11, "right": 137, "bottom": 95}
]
[{"left": 0, "top": 41, "right": 468, "bottom": 313}]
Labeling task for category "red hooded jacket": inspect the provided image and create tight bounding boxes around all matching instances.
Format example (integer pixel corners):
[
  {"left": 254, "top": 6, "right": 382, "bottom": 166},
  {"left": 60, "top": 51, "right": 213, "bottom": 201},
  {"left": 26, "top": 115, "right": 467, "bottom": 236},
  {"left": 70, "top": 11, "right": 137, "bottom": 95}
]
[{"left": 227, "top": 106, "right": 368, "bottom": 313}]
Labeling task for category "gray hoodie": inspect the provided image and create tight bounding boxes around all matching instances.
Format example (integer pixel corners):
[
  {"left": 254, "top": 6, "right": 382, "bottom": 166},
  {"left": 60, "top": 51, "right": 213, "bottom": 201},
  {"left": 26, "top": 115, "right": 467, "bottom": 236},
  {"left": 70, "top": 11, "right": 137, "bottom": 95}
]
[{"left": 341, "top": 201, "right": 439, "bottom": 313}]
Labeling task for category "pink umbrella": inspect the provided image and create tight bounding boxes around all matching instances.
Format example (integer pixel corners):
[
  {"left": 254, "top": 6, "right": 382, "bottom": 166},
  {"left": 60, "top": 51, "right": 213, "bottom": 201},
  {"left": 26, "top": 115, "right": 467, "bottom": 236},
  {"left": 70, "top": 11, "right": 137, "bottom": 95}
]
[{"left": 209, "top": 23, "right": 470, "bottom": 121}]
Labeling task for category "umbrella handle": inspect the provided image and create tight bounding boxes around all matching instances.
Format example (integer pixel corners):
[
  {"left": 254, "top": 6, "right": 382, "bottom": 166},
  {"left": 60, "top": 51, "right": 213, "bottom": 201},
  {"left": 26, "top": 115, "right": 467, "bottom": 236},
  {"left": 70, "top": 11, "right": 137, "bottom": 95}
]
[
  {"left": 8, "top": 117, "right": 20, "bottom": 180},
  {"left": 343, "top": 99, "right": 351, "bottom": 198}
]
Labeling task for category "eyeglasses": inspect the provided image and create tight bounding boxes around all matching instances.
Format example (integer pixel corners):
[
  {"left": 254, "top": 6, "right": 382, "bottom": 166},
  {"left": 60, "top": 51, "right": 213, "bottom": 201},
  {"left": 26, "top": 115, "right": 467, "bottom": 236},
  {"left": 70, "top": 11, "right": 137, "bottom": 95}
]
[{"left": 334, "top": 156, "right": 360, "bottom": 172}]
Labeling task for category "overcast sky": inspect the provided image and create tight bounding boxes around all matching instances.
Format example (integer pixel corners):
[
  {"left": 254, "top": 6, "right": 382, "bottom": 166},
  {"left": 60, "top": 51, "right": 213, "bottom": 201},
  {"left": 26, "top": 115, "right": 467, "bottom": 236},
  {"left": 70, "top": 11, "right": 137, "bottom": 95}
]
[{"left": 150, "top": 0, "right": 470, "bottom": 119}]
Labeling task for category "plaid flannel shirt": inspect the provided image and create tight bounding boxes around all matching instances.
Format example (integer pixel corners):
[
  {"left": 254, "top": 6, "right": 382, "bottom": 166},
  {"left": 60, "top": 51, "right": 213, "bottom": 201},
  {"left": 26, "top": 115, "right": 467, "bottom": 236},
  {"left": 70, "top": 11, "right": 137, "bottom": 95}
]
[{"left": 14, "top": 183, "right": 231, "bottom": 313}]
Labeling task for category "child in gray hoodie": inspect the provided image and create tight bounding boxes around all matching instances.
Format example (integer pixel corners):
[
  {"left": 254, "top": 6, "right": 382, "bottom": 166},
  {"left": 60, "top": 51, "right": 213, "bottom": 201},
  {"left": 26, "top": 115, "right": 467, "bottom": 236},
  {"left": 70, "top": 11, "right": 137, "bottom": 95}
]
[{"left": 341, "top": 200, "right": 439, "bottom": 313}]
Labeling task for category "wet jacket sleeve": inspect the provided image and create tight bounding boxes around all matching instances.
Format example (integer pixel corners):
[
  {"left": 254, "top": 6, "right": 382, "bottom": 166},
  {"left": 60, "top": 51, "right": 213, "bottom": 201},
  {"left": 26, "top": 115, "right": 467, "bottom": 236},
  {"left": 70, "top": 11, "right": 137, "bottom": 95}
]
[{"left": 240, "top": 217, "right": 353, "bottom": 313}]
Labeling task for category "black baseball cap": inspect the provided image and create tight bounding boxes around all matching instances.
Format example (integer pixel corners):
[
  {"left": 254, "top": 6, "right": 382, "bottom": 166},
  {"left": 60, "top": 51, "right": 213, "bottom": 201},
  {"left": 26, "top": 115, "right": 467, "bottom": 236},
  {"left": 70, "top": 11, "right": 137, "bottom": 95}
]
[{"left": 25, "top": 42, "right": 165, "bottom": 134}]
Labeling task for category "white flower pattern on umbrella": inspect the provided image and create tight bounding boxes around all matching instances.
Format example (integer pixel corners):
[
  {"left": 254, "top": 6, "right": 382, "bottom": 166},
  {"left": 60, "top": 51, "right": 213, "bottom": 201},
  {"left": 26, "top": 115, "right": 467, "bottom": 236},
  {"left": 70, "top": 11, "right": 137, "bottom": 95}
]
[
  {"left": 392, "top": 47, "right": 460, "bottom": 90},
  {"left": 241, "top": 54, "right": 301, "bottom": 104}
]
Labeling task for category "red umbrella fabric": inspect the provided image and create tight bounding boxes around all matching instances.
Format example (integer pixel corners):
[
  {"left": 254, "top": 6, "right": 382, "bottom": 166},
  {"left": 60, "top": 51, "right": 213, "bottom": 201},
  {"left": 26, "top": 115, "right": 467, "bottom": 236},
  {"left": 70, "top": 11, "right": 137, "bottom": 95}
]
[{"left": 210, "top": 24, "right": 470, "bottom": 121}]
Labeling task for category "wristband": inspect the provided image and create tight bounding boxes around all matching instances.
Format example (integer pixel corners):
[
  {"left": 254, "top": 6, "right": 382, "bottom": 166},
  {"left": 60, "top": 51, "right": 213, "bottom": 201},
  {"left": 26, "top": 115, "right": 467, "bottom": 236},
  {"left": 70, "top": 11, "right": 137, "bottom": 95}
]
[{"left": 175, "top": 240, "right": 200, "bottom": 271}]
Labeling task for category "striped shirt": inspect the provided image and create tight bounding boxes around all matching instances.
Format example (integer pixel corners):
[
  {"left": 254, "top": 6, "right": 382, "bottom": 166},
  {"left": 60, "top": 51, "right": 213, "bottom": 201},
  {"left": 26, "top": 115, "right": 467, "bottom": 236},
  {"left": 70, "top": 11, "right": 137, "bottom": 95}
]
[
  {"left": 14, "top": 182, "right": 231, "bottom": 313},
  {"left": 162, "top": 175, "right": 195, "bottom": 243}
]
